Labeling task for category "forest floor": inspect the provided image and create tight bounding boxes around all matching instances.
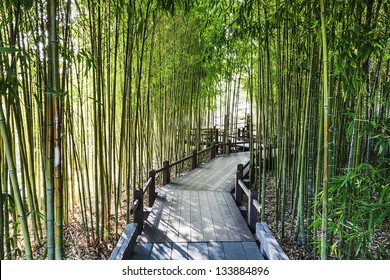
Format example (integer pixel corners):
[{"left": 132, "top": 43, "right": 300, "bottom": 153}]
[{"left": 261, "top": 174, "right": 312, "bottom": 260}]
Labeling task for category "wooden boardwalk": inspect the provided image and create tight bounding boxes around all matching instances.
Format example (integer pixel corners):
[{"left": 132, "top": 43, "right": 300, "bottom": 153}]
[{"left": 130, "top": 152, "right": 265, "bottom": 260}]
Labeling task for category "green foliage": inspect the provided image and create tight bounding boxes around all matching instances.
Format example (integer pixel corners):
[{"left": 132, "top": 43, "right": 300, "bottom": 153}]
[
  {"left": 19, "top": 0, "right": 33, "bottom": 10},
  {"left": 0, "top": 47, "right": 19, "bottom": 53},
  {"left": 1, "top": 193, "right": 15, "bottom": 213},
  {"left": 319, "top": 162, "right": 390, "bottom": 259}
]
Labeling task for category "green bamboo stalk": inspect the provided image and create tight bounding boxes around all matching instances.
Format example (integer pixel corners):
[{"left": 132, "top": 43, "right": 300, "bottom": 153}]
[
  {"left": 320, "top": 0, "right": 329, "bottom": 260},
  {"left": 0, "top": 105, "right": 33, "bottom": 260},
  {"left": 45, "top": 0, "right": 55, "bottom": 258},
  {"left": 0, "top": 137, "right": 3, "bottom": 260},
  {"left": 48, "top": 0, "right": 63, "bottom": 259}
]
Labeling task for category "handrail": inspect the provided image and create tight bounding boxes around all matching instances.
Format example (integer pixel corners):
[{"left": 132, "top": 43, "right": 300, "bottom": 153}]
[
  {"left": 238, "top": 179, "right": 250, "bottom": 197},
  {"left": 234, "top": 162, "right": 261, "bottom": 233},
  {"left": 155, "top": 166, "right": 165, "bottom": 174},
  {"left": 170, "top": 154, "right": 193, "bottom": 167},
  {"left": 253, "top": 199, "right": 261, "bottom": 213},
  {"left": 142, "top": 177, "right": 153, "bottom": 194},
  {"left": 130, "top": 199, "right": 140, "bottom": 214},
  {"left": 197, "top": 145, "right": 214, "bottom": 155}
]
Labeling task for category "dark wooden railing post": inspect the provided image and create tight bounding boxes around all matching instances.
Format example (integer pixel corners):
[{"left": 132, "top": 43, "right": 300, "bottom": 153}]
[
  {"left": 228, "top": 140, "right": 232, "bottom": 154},
  {"left": 134, "top": 189, "right": 144, "bottom": 234},
  {"left": 163, "top": 160, "right": 170, "bottom": 185},
  {"left": 148, "top": 170, "right": 156, "bottom": 207},
  {"left": 235, "top": 164, "right": 243, "bottom": 206},
  {"left": 248, "top": 189, "right": 258, "bottom": 233},
  {"left": 211, "top": 142, "right": 216, "bottom": 159},
  {"left": 215, "top": 127, "right": 219, "bottom": 144},
  {"left": 191, "top": 149, "right": 197, "bottom": 170},
  {"left": 242, "top": 127, "right": 246, "bottom": 140},
  {"left": 238, "top": 128, "right": 241, "bottom": 139}
]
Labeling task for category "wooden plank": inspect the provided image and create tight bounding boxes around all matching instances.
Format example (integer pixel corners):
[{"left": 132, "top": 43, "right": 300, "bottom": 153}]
[
  {"left": 132, "top": 242, "right": 153, "bottom": 260},
  {"left": 190, "top": 190, "right": 203, "bottom": 241},
  {"left": 208, "top": 242, "right": 226, "bottom": 260},
  {"left": 171, "top": 243, "right": 188, "bottom": 260},
  {"left": 207, "top": 191, "right": 229, "bottom": 241},
  {"left": 151, "top": 190, "right": 174, "bottom": 242},
  {"left": 211, "top": 156, "right": 248, "bottom": 192},
  {"left": 149, "top": 243, "right": 173, "bottom": 260},
  {"left": 219, "top": 177, "right": 235, "bottom": 193},
  {"left": 242, "top": 242, "right": 265, "bottom": 260},
  {"left": 199, "top": 158, "right": 236, "bottom": 189},
  {"left": 166, "top": 189, "right": 182, "bottom": 242},
  {"left": 215, "top": 192, "right": 242, "bottom": 242},
  {"left": 138, "top": 196, "right": 164, "bottom": 242},
  {"left": 256, "top": 222, "right": 288, "bottom": 260},
  {"left": 198, "top": 191, "right": 216, "bottom": 241},
  {"left": 109, "top": 224, "right": 138, "bottom": 260},
  {"left": 174, "top": 152, "right": 249, "bottom": 192},
  {"left": 222, "top": 192, "right": 255, "bottom": 242},
  {"left": 138, "top": 196, "right": 162, "bottom": 242},
  {"left": 178, "top": 190, "right": 191, "bottom": 242},
  {"left": 222, "top": 242, "right": 247, "bottom": 260},
  {"left": 187, "top": 243, "right": 209, "bottom": 260}
]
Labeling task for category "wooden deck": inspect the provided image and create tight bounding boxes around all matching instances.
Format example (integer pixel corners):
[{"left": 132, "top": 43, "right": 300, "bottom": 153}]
[{"left": 130, "top": 152, "right": 265, "bottom": 260}]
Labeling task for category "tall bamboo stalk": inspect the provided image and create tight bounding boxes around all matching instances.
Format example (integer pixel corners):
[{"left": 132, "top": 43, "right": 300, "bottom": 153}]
[
  {"left": 0, "top": 105, "right": 32, "bottom": 260},
  {"left": 320, "top": 0, "right": 329, "bottom": 260}
]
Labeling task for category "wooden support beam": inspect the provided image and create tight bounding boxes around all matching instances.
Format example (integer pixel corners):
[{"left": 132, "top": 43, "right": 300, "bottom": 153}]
[
  {"left": 211, "top": 142, "right": 216, "bottom": 159},
  {"left": 192, "top": 149, "right": 197, "bottom": 170},
  {"left": 235, "top": 164, "right": 243, "bottom": 206},
  {"left": 148, "top": 170, "right": 156, "bottom": 207},
  {"left": 134, "top": 189, "right": 144, "bottom": 234},
  {"left": 163, "top": 160, "right": 170, "bottom": 185},
  {"left": 248, "top": 189, "right": 258, "bottom": 233}
]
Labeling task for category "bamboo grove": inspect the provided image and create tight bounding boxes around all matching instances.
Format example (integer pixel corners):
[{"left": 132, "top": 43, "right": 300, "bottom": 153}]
[{"left": 0, "top": 0, "right": 389, "bottom": 260}]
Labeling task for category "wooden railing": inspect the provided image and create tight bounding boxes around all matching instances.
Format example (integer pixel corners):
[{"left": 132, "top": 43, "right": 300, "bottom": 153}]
[
  {"left": 131, "top": 138, "right": 250, "bottom": 235},
  {"left": 234, "top": 162, "right": 261, "bottom": 233}
]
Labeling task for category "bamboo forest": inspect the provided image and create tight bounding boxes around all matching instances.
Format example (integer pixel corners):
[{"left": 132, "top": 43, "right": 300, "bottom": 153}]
[{"left": 0, "top": 0, "right": 389, "bottom": 261}]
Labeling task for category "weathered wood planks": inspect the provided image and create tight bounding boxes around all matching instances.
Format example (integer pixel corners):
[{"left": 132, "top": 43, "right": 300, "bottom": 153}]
[
  {"left": 131, "top": 241, "right": 264, "bottom": 260},
  {"left": 256, "top": 222, "right": 288, "bottom": 260},
  {"left": 110, "top": 224, "right": 138, "bottom": 260}
]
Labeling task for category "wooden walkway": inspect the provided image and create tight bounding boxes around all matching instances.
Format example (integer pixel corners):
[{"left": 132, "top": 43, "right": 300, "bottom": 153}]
[{"left": 130, "top": 152, "right": 265, "bottom": 260}]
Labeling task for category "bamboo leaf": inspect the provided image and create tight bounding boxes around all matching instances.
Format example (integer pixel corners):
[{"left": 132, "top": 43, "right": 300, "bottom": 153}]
[
  {"left": 34, "top": 210, "right": 46, "bottom": 221},
  {"left": 347, "top": 120, "right": 355, "bottom": 139},
  {"left": 0, "top": 47, "right": 19, "bottom": 54},
  {"left": 2, "top": 193, "right": 15, "bottom": 209}
]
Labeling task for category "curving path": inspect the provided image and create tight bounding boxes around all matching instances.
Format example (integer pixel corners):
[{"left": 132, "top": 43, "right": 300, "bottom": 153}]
[{"left": 130, "top": 152, "right": 265, "bottom": 260}]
